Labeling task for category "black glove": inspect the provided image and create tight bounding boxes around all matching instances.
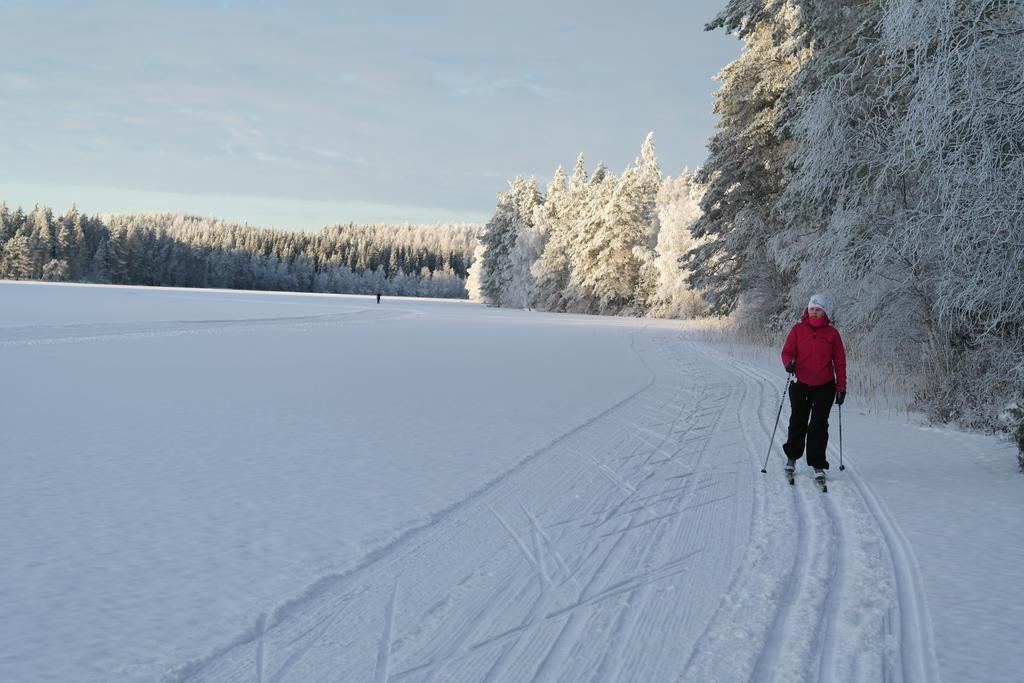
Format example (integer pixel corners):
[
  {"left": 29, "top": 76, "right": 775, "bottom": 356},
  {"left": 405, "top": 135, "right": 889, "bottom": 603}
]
[
  {"left": 785, "top": 359, "right": 796, "bottom": 373},
  {"left": 835, "top": 391, "right": 846, "bottom": 406}
]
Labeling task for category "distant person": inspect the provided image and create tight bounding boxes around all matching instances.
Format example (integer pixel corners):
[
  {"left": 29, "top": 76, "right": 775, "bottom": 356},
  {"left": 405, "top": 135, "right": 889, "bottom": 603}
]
[
  {"left": 780, "top": 293, "right": 847, "bottom": 488},
  {"left": 376, "top": 292, "right": 381, "bottom": 304}
]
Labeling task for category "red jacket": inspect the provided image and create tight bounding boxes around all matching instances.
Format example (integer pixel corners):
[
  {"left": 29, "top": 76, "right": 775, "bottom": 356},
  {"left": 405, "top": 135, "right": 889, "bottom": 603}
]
[{"left": 781, "top": 312, "right": 847, "bottom": 392}]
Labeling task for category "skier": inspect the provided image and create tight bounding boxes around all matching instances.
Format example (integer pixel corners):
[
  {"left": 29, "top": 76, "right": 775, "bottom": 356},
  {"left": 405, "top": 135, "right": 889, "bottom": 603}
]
[
  {"left": 376, "top": 292, "right": 381, "bottom": 304},
  {"left": 780, "top": 293, "right": 847, "bottom": 490}
]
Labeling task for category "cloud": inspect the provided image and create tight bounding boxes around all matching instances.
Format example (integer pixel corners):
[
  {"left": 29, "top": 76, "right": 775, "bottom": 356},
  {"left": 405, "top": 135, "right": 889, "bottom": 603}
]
[
  {"left": 0, "top": 181, "right": 490, "bottom": 229},
  {"left": 0, "top": 1, "right": 740, "bottom": 223},
  {"left": 313, "top": 149, "right": 368, "bottom": 166},
  {"left": 432, "top": 73, "right": 565, "bottom": 101},
  {"left": 252, "top": 151, "right": 283, "bottom": 164}
]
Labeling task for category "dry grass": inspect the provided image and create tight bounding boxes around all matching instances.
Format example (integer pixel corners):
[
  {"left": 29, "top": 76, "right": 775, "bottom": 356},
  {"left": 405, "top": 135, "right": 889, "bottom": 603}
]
[{"left": 669, "top": 316, "right": 919, "bottom": 423}]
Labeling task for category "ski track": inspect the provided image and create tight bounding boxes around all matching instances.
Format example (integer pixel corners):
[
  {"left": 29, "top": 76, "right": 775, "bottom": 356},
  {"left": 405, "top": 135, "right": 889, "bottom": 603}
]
[
  {"left": 687, "top": 347, "right": 937, "bottom": 682},
  {"left": 173, "top": 330, "right": 938, "bottom": 682},
  {"left": 0, "top": 308, "right": 417, "bottom": 346}
]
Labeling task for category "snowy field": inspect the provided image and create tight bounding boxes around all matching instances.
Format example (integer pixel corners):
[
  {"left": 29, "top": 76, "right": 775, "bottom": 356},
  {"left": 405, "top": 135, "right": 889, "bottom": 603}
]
[{"left": 1, "top": 281, "right": 1021, "bottom": 682}]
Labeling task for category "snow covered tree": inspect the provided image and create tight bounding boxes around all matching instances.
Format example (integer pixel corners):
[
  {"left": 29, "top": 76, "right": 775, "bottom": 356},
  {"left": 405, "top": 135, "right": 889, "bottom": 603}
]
[
  {"left": 1, "top": 234, "right": 31, "bottom": 279},
  {"left": 1000, "top": 400, "right": 1024, "bottom": 472},
  {"left": 506, "top": 220, "right": 544, "bottom": 309},
  {"left": 569, "top": 168, "right": 622, "bottom": 314},
  {"left": 687, "top": 5, "right": 806, "bottom": 325},
  {"left": 631, "top": 133, "right": 664, "bottom": 311},
  {"left": 650, "top": 171, "right": 706, "bottom": 319},
  {"left": 478, "top": 178, "right": 542, "bottom": 307},
  {"left": 576, "top": 162, "right": 659, "bottom": 315},
  {"left": 90, "top": 238, "right": 110, "bottom": 283},
  {"left": 764, "top": 0, "right": 889, "bottom": 317},
  {"left": 56, "top": 206, "right": 87, "bottom": 280},
  {"left": 29, "top": 205, "right": 55, "bottom": 279},
  {"left": 534, "top": 156, "right": 587, "bottom": 312},
  {"left": 42, "top": 258, "right": 69, "bottom": 281},
  {"left": 465, "top": 240, "right": 486, "bottom": 303},
  {"left": 0, "top": 203, "right": 12, "bottom": 245},
  {"left": 705, "top": 0, "right": 787, "bottom": 37},
  {"left": 882, "top": 0, "right": 1024, "bottom": 431},
  {"left": 529, "top": 136, "right": 662, "bottom": 316},
  {"left": 105, "top": 225, "right": 130, "bottom": 284}
]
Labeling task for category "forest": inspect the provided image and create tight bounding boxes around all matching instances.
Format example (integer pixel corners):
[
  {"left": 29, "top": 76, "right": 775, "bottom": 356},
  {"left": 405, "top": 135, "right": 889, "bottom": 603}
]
[{"left": 0, "top": 206, "right": 477, "bottom": 298}]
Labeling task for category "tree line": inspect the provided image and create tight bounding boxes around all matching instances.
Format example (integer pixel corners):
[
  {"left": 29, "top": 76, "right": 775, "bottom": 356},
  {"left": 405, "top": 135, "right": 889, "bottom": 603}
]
[
  {"left": 0, "top": 205, "right": 478, "bottom": 298},
  {"left": 468, "top": 134, "right": 706, "bottom": 320}
]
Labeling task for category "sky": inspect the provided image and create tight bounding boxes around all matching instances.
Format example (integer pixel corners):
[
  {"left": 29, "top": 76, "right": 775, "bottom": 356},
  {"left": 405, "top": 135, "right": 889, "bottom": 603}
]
[{"left": 0, "top": 1, "right": 740, "bottom": 230}]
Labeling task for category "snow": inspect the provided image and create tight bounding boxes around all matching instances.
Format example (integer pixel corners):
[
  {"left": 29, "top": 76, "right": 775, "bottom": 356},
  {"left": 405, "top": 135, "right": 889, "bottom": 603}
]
[{"left": 1, "top": 281, "right": 1021, "bottom": 682}]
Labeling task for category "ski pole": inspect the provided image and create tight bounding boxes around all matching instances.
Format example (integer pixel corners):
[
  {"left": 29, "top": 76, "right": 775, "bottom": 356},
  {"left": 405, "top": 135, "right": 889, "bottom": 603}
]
[
  {"left": 761, "top": 373, "right": 792, "bottom": 473},
  {"left": 838, "top": 403, "right": 845, "bottom": 471}
]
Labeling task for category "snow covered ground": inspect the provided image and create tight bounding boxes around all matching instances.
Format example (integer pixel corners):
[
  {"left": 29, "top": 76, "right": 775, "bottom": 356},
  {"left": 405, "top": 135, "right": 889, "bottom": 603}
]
[{"left": 1, "top": 281, "right": 1021, "bottom": 682}]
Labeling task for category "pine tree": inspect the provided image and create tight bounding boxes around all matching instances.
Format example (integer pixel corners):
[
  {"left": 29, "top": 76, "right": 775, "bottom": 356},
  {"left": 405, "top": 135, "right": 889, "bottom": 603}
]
[
  {"left": 571, "top": 136, "right": 662, "bottom": 315},
  {"left": 42, "top": 259, "right": 69, "bottom": 281},
  {"left": 478, "top": 178, "right": 541, "bottom": 306},
  {"left": 29, "top": 205, "right": 55, "bottom": 279},
  {"left": 0, "top": 203, "right": 12, "bottom": 246},
  {"left": 465, "top": 241, "right": 487, "bottom": 302},
  {"left": 651, "top": 171, "right": 706, "bottom": 319},
  {"left": 687, "top": 6, "right": 805, "bottom": 324},
  {"left": 91, "top": 239, "right": 110, "bottom": 283},
  {"left": 534, "top": 158, "right": 586, "bottom": 312},
  {"left": 568, "top": 169, "right": 617, "bottom": 314},
  {"left": 507, "top": 221, "right": 544, "bottom": 309},
  {"left": 59, "top": 205, "right": 87, "bottom": 279},
  {"left": 631, "top": 133, "right": 663, "bottom": 311},
  {"left": 1, "top": 234, "right": 31, "bottom": 279}
]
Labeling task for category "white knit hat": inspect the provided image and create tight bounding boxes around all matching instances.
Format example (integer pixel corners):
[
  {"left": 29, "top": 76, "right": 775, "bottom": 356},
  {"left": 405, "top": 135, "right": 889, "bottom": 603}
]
[{"left": 807, "top": 293, "right": 830, "bottom": 317}]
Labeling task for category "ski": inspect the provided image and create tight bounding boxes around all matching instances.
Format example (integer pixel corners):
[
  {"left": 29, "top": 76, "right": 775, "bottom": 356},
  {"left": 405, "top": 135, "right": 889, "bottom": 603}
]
[
  {"left": 785, "top": 469, "right": 795, "bottom": 486},
  {"left": 814, "top": 475, "right": 828, "bottom": 493}
]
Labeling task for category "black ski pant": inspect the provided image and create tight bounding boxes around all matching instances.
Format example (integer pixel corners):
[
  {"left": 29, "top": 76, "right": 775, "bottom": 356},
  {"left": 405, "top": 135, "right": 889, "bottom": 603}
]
[{"left": 783, "top": 380, "right": 836, "bottom": 470}]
